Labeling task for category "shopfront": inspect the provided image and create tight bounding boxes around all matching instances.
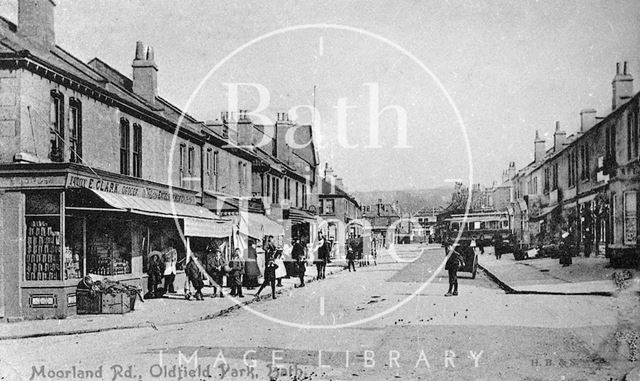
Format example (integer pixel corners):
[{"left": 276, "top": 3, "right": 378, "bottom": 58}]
[{"left": 0, "top": 164, "right": 230, "bottom": 321}]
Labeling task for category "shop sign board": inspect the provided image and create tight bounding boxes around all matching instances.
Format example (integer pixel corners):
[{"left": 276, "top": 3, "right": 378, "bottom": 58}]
[
  {"left": 0, "top": 175, "right": 66, "bottom": 188},
  {"left": 66, "top": 174, "right": 197, "bottom": 205}
]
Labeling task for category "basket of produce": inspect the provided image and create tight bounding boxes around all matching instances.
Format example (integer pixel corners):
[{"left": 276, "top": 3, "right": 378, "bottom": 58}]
[{"left": 76, "top": 276, "right": 142, "bottom": 315}]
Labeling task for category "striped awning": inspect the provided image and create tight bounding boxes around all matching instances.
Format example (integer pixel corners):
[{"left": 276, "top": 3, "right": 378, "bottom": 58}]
[{"left": 83, "top": 189, "right": 232, "bottom": 237}]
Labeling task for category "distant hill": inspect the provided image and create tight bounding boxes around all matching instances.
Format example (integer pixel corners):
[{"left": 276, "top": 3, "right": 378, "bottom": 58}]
[{"left": 353, "top": 186, "right": 453, "bottom": 214}]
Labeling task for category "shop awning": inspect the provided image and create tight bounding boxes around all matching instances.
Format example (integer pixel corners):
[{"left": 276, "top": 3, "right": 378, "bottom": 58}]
[
  {"left": 289, "top": 208, "right": 317, "bottom": 225},
  {"left": 184, "top": 217, "right": 232, "bottom": 238},
  {"left": 88, "top": 189, "right": 233, "bottom": 237},
  {"left": 89, "top": 189, "right": 217, "bottom": 219},
  {"left": 578, "top": 193, "right": 597, "bottom": 204},
  {"left": 529, "top": 205, "right": 558, "bottom": 221},
  {"left": 239, "top": 212, "right": 284, "bottom": 238}
]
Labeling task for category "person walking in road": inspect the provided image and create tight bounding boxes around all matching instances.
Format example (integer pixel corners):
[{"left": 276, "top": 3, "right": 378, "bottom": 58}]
[
  {"left": 162, "top": 240, "right": 178, "bottom": 294},
  {"left": 185, "top": 256, "right": 204, "bottom": 300},
  {"left": 346, "top": 243, "right": 356, "bottom": 272},
  {"left": 206, "top": 249, "right": 226, "bottom": 297},
  {"left": 292, "top": 237, "right": 307, "bottom": 287},
  {"left": 255, "top": 257, "right": 278, "bottom": 300},
  {"left": 560, "top": 229, "right": 574, "bottom": 267},
  {"left": 273, "top": 249, "right": 286, "bottom": 287},
  {"left": 315, "top": 232, "right": 328, "bottom": 280},
  {"left": 445, "top": 244, "right": 465, "bottom": 297},
  {"left": 229, "top": 248, "right": 245, "bottom": 297}
]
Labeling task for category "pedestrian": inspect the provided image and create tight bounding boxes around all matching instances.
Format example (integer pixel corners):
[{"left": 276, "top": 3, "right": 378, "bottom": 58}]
[
  {"left": 244, "top": 239, "right": 261, "bottom": 289},
  {"left": 162, "top": 240, "right": 178, "bottom": 294},
  {"left": 444, "top": 244, "right": 465, "bottom": 296},
  {"left": 560, "top": 229, "right": 573, "bottom": 267},
  {"left": 255, "top": 258, "right": 278, "bottom": 300},
  {"left": 264, "top": 235, "right": 276, "bottom": 262},
  {"left": 229, "top": 248, "right": 245, "bottom": 297},
  {"left": 185, "top": 256, "right": 204, "bottom": 300},
  {"left": 145, "top": 251, "right": 164, "bottom": 299},
  {"left": 346, "top": 243, "right": 356, "bottom": 272},
  {"left": 315, "top": 232, "right": 328, "bottom": 280},
  {"left": 292, "top": 237, "right": 307, "bottom": 287},
  {"left": 273, "top": 249, "right": 286, "bottom": 287},
  {"left": 206, "top": 249, "right": 226, "bottom": 297}
]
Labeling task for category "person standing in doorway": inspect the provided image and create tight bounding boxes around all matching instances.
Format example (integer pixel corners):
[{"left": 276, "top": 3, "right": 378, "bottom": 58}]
[
  {"left": 162, "top": 240, "right": 178, "bottom": 294},
  {"left": 445, "top": 244, "right": 465, "bottom": 297},
  {"left": 229, "top": 248, "right": 245, "bottom": 297}
]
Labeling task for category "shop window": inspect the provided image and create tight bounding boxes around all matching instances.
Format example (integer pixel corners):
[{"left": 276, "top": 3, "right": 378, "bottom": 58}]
[
  {"left": 69, "top": 97, "right": 82, "bottom": 163},
  {"left": 87, "top": 217, "right": 132, "bottom": 276},
  {"left": 623, "top": 192, "right": 637, "bottom": 245},
  {"left": 120, "top": 118, "right": 130, "bottom": 175},
  {"left": 132, "top": 123, "right": 142, "bottom": 178},
  {"left": 50, "top": 90, "right": 65, "bottom": 162},
  {"left": 64, "top": 216, "right": 85, "bottom": 280},
  {"left": 25, "top": 191, "right": 62, "bottom": 282}
]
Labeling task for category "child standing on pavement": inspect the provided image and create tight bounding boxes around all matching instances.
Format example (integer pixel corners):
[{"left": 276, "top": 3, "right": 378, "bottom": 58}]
[{"left": 445, "top": 245, "right": 465, "bottom": 297}]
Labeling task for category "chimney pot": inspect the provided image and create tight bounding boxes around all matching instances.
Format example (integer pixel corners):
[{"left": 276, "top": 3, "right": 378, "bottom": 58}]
[
  {"left": 135, "top": 41, "right": 145, "bottom": 60},
  {"left": 617, "top": 62, "right": 620, "bottom": 75},
  {"left": 146, "top": 46, "right": 155, "bottom": 61}
]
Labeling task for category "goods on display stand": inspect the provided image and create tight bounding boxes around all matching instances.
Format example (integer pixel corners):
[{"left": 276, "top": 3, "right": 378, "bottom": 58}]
[
  {"left": 25, "top": 220, "right": 61, "bottom": 281},
  {"left": 76, "top": 276, "right": 141, "bottom": 314}
]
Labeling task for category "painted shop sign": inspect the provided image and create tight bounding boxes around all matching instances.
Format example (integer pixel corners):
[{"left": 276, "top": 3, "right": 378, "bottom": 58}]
[
  {"left": 65, "top": 174, "right": 196, "bottom": 205},
  {"left": 0, "top": 175, "right": 66, "bottom": 188},
  {"left": 66, "top": 175, "right": 143, "bottom": 197}
]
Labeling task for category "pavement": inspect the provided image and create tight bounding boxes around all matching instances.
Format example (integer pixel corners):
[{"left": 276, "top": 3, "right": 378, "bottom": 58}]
[
  {"left": 478, "top": 248, "right": 640, "bottom": 295},
  {"left": 0, "top": 260, "right": 348, "bottom": 341},
  {"left": 2, "top": 243, "right": 638, "bottom": 380}
]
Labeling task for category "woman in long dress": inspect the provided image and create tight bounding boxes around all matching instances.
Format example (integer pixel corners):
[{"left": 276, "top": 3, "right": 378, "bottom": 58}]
[{"left": 273, "top": 249, "right": 286, "bottom": 287}]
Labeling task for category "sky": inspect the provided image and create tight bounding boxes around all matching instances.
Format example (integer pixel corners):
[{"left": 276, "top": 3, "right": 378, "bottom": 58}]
[{"left": 2, "top": 0, "right": 639, "bottom": 192}]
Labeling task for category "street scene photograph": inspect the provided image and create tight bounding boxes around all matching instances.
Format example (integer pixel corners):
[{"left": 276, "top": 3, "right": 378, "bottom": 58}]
[{"left": 0, "top": 0, "right": 640, "bottom": 380}]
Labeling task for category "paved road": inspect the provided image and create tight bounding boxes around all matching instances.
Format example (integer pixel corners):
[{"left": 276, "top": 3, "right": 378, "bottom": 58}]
[{"left": 0, "top": 244, "right": 634, "bottom": 380}]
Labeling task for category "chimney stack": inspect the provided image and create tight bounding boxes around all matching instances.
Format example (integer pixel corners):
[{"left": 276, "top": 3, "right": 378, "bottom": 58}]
[
  {"left": 534, "top": 130, "right": 546, "bottom": 163},
  {"left": 324, "top": 163, "right": 334, "bottom": 180},
  {"left": 18, "top": 0, "right": 56, "bottom": 51},
  {"left": 579, "top": 108, "right": 597, "bottom": 133},
  {"left": 612, "top": 61, "right": 633, "bottom": 110},
  {"left": 508, "top": 161, "right": 516, "bottom": 180},
  {"left": 132, "top": 41, "right": 158, "bottom": 107},
  {"left": 553, "top": 121, "right": 566, "bottom": 152}
]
